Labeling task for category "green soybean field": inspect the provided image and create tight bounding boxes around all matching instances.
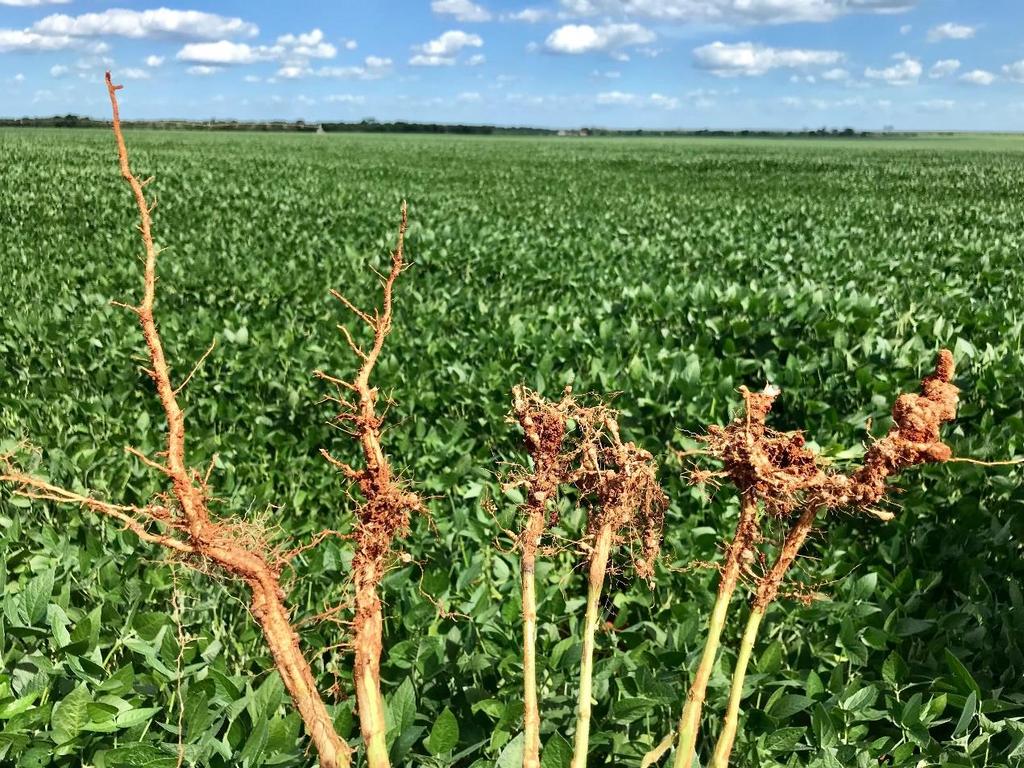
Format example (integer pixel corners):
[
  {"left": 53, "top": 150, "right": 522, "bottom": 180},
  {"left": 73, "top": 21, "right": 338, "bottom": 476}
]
[{"left": 1, "top": 128, "right": 1023, "bottom": 768}]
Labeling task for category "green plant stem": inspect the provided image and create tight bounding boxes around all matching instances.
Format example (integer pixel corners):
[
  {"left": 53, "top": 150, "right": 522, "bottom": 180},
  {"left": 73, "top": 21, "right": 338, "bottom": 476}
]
[
  {"left": 571, "top": 523, "right": 614, "bottom": 768},
  {"left": 709, "top": 606, "right": 764, "bottom": 768},
  {"left": 710, "top": 503, "right": 821, "bottom": 768},
  {"left": 672, "top": 493, "right": 759, "bottom": 768},
  {"left": 522, "top": 510, "right": 545, "bottom": 768}
]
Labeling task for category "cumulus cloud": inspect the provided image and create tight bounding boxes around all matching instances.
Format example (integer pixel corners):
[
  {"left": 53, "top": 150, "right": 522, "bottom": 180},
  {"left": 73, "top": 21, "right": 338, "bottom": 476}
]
[
  {"left": 432, "top": 0, "right": 492, "bottom": 22},
  {"left": 32, "top": 8, "right": 258, "bottom": 39},
  {"left": 466, "top": 53, "right": 486, "bottom": 65},
  {"left": 121, "top": 67, "right": 151, "bottom": 79},
  {"left": 275, "top": 28, "right": 336, "bottom": 59},
  {"left": 286, "top": 56, "right": 394, "bottom": 80},
  {"left": 177, "top": 41, "right": 265, "bottom": 65},
  {"left": 176, "top": 28, "right": 336, "bottom": 68},
  {"left": 596, "top": 90, "right": 680, "bottom": 108},
  {"left": 927, "top": 22, "right": 976, "bottom": 42},
  {"left": 558, "top": 0, "right": 917, "bottom": 25},
  {"left": 959, "top": 69, "right": 995, "bottom": 86},
  {"left": 325, "top": 93, "right": 366, "bottom": 104},
  {"left": 502, "top": 8, "right": 550, "bottom": 22},
  {"left": 821, "top": 67, "right": 849, "bottom": 81},
  {"left": 928, "top": 59, "right": 960, "bottom": 78},
  {"left": 1, "top": 8, "right": 257, "bottom": 53},
  {"left": 1003, "top": 60, "right": 1024, "bottom": 83},
  {"left": 545, "top": 23, "right": 654, "bottom": 55},
  {"left": 864, "top": 53, "right": 921, "bottom": 85},
  {"left": 0, "top": 29, "right": 79, "bottom": 52},
  {"left": 410, "top": 30, "right": 483, "bottom": 66},
  {"left": 917, "top": 98, "right": 955, "bottom": 111},
  {"left": 693, "top": 41, "right": 842, "bottom": 77},
  {"left": 145, "top": 55, "right": 164, "bottom": 67},
  {"left": 186, "top": 65, "right": 220, "bottom": 76},
  {"left": 49, "top": 64, "right": 68, "bottom": 77}
]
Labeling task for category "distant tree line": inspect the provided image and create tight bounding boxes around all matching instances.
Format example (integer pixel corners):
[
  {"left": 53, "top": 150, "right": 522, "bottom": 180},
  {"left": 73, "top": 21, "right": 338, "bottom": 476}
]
[{"left": 0, "top": 114, "right": 914, "bottom": 138}]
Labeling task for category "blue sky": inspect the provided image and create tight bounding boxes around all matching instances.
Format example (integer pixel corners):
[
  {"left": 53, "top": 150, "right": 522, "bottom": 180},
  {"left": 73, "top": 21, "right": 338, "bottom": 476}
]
[{"left": 2, "top": 0, "right": 1023, "bottom": 130}]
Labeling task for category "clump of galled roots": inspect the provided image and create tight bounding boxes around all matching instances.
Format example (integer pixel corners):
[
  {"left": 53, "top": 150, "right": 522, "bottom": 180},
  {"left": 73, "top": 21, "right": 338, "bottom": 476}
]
[
  {"left": 569, "top": 406, "right": 669, "bottom": 768},
  {"left": 699, "top": 350, "right": 960, "bottom": 768},
  {"left": 575, "top": 414, "right": 669, "bottom": 584},
  {"left": 507, "top": 385, "right": 580, "bottom": 768}
]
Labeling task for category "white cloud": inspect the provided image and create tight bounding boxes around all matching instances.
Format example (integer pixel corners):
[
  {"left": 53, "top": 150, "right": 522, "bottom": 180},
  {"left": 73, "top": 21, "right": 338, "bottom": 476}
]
[
  {"left": 295, "top": 56, "right": 393, "bottom": 80},
  {"left": 145, "top": 55, "right": 164, "bottom": 67},
  {"left": 502, "top": 8, "right": 550, "bottom": 22},
  {"left": 960, "top": 69, "right": 995, "bottom": 86},
  {"left": 457, "top": 90, "right": 482, "bottom": 101},
  {"left": 0, "top": 29, "right": 75, "bottom": 52},
  {"left": 410, "top": 30, "right": 482, "bottom": 66},
  {"left": 275, "top": 28, "right": 335, "bottom": 59},
  {"left": 13, "top": 72, "right": 25, "bottom": 81},
  {"left": 545, "top": 23, "right": 654, "bottom": 55},
  {"left": 121, "top": 67, "right": 151, "bottom": 80},
  {"left": 176, "top": 29, "right": 336, "bottom": 66},
  {"left": 821, "top": 67, "right": 849, "bottom": 81},
  {"left": 693, "top": 41, "right": 842, "bottom": 77},
  {"left": 1003, "top": 60, "right": 1024, "bottom": 83},
  {"left": 864, "top": 53, "right": 921, "bottom": 85},
  {"left": 927, "top": 23, "right": 975, "bottom": 43},
  {"left": 899, "top": 24, "right": 912, "bottom": 35},
  {"left": 325, "top": 93, "right": 366, "bottom": 104},
  {"left": 432, "top": 0, "right": 492, "bottom": 22},
  {"left": 917, "top": 98, "right": 955, "bottom": 111},
  {"left": 466, "top": 53, "right": 486, "bottom": 66},
  {"left": 49, "top": 64, "right": 68, "bottom": 77},
  {"left": 596, "top": 90, "right": 680, "bottom": 108},
  {"left": 276, "top": 65, "right": 309, "bottom": 79},
  {"left": 177, "top": 41, "right": 264, "bottom": 65},
  {"left": 928, "top": 59, "right": 960, "bottom": 78},
  {"left": 409, "top": 54, "right": 455, "bottom": 67},
  {"left": 243, "top": 74, "right": 261, "bottom": 83},
  {"left": 32, "top": 8, "right": 258, "bottom": 39},
  {"left": 558, "top": 0, "right": 917, "bottom": 25},
  {"left": 649, "top": 92, "right": 680, "bottom": 109},
  {"left": 186, "top": 65, "right": 220, "bottom": 76},
  {"left": 344, "top": 39, "right": 357, "bottom": 50},
  {"left": 596, "top": 90, "right": 636, "bottom": 104}
]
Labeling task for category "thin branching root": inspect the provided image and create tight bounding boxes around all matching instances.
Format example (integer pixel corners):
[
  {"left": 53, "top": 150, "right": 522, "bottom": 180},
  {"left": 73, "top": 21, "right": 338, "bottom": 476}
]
[
  {"left": 0, "top": 74, "right": 352, "bottom": 768},
  {"left": 317, "top": 201, "right": 422, "bottom": 768}
]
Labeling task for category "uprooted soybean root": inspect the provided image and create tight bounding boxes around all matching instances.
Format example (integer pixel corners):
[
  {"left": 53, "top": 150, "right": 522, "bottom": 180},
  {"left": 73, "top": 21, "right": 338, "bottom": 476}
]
[
  {"left": 705, "top": 350, "right": 960, "bottom": 768},
  {"left": 2, "top": 73, "right": 352, "bottom": 768},
  {"left": 506, "top": 388, "right": 668, "bottom": 768},
  {"left": 317, "top": 203, "right": 423, "bottom": 768},
  {"left": 508, "top": 385, "right": 577, "bottom": 768}
]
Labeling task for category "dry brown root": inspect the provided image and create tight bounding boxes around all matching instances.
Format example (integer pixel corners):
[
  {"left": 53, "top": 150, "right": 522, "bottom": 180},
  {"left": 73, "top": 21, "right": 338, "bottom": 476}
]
[
  {"left": 1, "top": 73, "right": 351, "bottom": 768},
  {"left": 508, "top": 385, "right": 578, "bottom": 768},
  {"left": 570, "top": 408, "right": 669, "bottom": 768},
  {"left": 704, "top": 350, "right": 960, "bottom": 768},
  {"left": 316, "top": 203, "right": 422, "bottom": 768}
]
